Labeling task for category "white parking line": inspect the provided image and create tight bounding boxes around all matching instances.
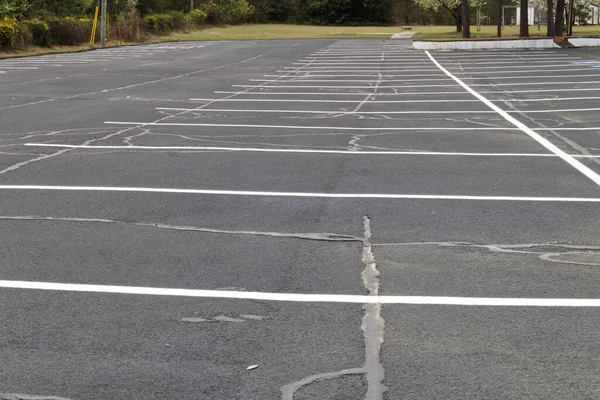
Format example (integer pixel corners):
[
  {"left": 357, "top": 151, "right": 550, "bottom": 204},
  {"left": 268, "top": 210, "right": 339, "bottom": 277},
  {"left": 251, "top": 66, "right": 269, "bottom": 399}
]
[
  {"left": 1, "top": 280, "right": 600, "bottom": 306},
  {"left": 191, "top": 97, "right": 600, "bottom": 104},
  {"left": 156, "top": 106, "right": 600, "bottom": 115},
  {"left": 427, "top": 51, "right": 600, "bottom": 187},
  {"left": 190, "top": 97, "right": 480, "bottom": 103},
  {"left": 24, "top": 144, "right": 600, "bottom": 158},
  {"left": 1, "top": 185, "right": 599, "bottom": 202},
  {"left": 105, "top": 121, "right": 517, "bottom": 130},
  {"left": 293, "top": 59, "right": 582, "bottom": 66},
  {"left": 234, "top": 81, "right": 600, "bottom": 89},
  {"left": 214, "top": 91, "right": 470, "bottom": 96},
  {"left": 157, "top": 106, "right": 495, "bottom": 114}
]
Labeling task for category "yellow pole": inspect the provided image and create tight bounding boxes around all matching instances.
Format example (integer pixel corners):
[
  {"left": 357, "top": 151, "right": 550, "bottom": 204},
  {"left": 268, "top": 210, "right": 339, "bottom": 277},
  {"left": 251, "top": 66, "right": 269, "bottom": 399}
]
[{"left": 90, "top": 6, "right": 99, "bottom": 44}]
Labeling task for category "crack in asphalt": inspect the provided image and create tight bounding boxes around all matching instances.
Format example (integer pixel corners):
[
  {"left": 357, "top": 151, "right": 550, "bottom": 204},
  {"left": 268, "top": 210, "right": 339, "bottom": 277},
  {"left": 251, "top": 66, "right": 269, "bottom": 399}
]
[
  {"left": 372, "top": 241, "right": 600, "bottom": 266},
  {"left": 0, "top": 395, "right": 72, "bottom": 400},
  {"left": 280, "top": 216, "right": 386, "bottom": 400},
  {"left": 0, "top": 215, "right": 362, "bottom": 243}
]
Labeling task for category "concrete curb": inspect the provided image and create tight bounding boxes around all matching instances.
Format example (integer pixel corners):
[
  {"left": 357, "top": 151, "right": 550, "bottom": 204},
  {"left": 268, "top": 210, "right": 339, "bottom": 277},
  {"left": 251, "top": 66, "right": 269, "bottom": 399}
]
[
  {"left": 413, "top": 39, "right": 560, "bottom": 50},
  {"left": 567, "top": 38, "right": 600, "bottom": 47}
]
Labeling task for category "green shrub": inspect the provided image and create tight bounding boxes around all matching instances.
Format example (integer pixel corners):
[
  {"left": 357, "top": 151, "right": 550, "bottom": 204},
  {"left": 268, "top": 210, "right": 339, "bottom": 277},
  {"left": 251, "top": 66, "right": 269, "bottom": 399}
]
[
  {"left": 214, "top": 0, "right": 254, "bottom": 24},
  {"left": 169, "top": 11, "right": 187, "bottom": 30},
  {"left": 46, "top": 17, "right": 91, "bottom": 45},
  {"left": 115, "top": 11, "right": 144, "bottom": 42},
  {"left": 0, "top": 18, "right": 17, "bottom": 49},
  {"left": 199, "top": 1, "right": 222, "bottom": 24},
  {"left": 0, "top": 18, "right": 31, "bottom": 49},
  {"left": 144, "top": 13, "right": 174, "bottom": 34},
  {"left": 186, "top": 9, "right": 207, "bottom": 27},
  {"left": 26, "top": 19, "right": 51, "bottom": 46}
]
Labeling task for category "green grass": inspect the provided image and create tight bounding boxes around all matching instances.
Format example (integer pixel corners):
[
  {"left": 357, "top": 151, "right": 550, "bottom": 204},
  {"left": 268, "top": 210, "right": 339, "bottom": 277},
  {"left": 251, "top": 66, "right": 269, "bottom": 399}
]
[
  {"left": 167, "top": 24, "right": 403, "bottom": 41},
  {"left": 3, "top": 23, "right": 600, "bottom": 59},
  {"left": 413, "top": 24, "right": 600, "bottom": 40}
]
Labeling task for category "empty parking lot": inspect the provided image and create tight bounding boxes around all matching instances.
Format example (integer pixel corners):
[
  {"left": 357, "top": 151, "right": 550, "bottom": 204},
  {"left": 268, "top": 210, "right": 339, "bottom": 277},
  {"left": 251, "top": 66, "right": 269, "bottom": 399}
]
[{"left": 1, "top": 39, "right": 599, "bottom": 399}]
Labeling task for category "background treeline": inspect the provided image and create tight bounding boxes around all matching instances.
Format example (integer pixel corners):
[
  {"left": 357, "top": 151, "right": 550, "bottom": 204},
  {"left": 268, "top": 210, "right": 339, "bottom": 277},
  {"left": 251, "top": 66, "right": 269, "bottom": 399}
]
[{"left": 0, "top": 0, "right": 399, "bottom": 50}]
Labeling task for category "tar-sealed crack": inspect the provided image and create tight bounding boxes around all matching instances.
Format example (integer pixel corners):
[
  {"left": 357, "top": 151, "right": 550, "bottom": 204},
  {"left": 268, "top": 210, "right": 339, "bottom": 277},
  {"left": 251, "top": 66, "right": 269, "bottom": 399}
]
[
  {"left": 373, "top": 241, "right": 600, "bottom": 266},
  {"left": 280, "top": 216, "right": 386, "bottom": 400},
  {"left": 0, "top": 395, "right": 72, "bottom": 400},
  {"left": 0, "top": 215, "right": 362, "bottom": 243}
]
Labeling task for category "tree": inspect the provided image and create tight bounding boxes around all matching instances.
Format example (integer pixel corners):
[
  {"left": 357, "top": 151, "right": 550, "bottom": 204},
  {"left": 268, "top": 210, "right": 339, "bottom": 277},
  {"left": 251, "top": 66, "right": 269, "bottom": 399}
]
[
  {"left": 546, "top": 0, "right": 555, "bottom": 35},
  {"left": 294, "top": 0, "right": 395, "bottom": 25},
  {"left": 0, "top": 0, "right": 30, "bottom": 19},
  {"left": 496, "top": 0, "right": 502, "bottom": 36},
  {"left": 519, "top": 0, "right": 528, "bottom": 36},
  {"left": 461, "top": 0, "right": 470, "bottom": 37},
  {"left": 555, "top": 0, "right": 565, "bottom": 34},
  {"left": 412, "top": 0, "right": 463, "bottom": 32}
]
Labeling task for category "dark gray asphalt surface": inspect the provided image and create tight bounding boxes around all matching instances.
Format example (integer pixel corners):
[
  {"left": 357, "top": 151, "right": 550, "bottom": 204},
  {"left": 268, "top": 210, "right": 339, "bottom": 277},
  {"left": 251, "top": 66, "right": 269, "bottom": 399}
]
[{"left": 1, "top": 39, "right": 600, "bottom": 399}]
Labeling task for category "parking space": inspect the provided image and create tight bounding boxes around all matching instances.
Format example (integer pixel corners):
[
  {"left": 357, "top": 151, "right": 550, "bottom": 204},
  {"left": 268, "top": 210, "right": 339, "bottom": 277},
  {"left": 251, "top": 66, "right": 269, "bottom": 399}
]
[{"left": 1, "top": 39, "right": 599, "bottom": 399}]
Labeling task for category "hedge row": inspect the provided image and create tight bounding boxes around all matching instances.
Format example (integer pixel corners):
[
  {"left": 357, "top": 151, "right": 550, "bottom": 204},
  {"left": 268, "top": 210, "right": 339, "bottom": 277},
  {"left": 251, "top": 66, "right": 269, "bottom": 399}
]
[
  {"left": 1, "top": 0, "right": 254, "bottom": 51},
  {"left": 143, "top": 0, "right": 254, "bottom": 35},
  {"left": 0, "top": 17, "right": 92, "bottom": 49}
]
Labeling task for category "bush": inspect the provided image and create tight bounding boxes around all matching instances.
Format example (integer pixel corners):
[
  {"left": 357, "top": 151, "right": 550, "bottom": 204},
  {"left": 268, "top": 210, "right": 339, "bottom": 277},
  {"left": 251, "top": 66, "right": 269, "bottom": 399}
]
[
  {"left": 185, "top": 9, "right": 207, "bottom": 27},
  {"left": 25, "top": 19, "right": 51, "bottom": 46},
  {"left": 170, "top": 10, "right": 187, "bottom": 30},
  {"left": 213, "top": 0, "right": 254, "bottom": 24},
  {"left": 115, "top": 11, "right": 145, "bottom": 42},
  {"left": 144, "top": 13, "right": 174, "bottom": 34},
  {"left": 0, "top": 18, "right": 31, "bottom": 50},
  {"left": 46, "top": 17, "right": 91, "bottom": 45},
  {"left": 199, "top": 1, "right": 222, "bottom": 24}
]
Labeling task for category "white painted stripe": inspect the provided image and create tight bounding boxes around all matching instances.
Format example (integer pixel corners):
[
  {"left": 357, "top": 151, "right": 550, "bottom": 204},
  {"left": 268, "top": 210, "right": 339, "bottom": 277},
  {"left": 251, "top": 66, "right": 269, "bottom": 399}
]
[
  {"left": 427, "top": 51, "right": 600, "bottom": 187},
  {"left": 0, "top": 66, "right": 38, "bottom": 70},
  {"left": 1, "top": 280, "right": 600, "bottom": 307},
  {"left": 486, "top": 87, "right": 600, "bottom": 94},
  {"left": 308, "top": 54, "right": 571, "bottom": 58},
  {"left": 105, "top": 121, "right": 517, "bottom": 131},
  {"left": 282, "top": 67, "right": 439, "bottom": 71},
  {"left": 280, "top": 67, "right": 600, "bottom": 76},
  {"left": 257, "top": 76, "right": 600, "bottom": 84},
  {"left": 190, "top": 97, "right": 480, "bottom": 103},
  {"left": 444, "top": 63, "right": 593, "bottom": 70},
  {"left": 25, "top": 144, "right": 600, "bottom": 158},
  {"left": 214, "top": 90, "right": 470, "bottom": 96},
  {"left": 157, "top": 107, "right": 494, "bottom": 115},
  {"left": 233, "top": 84, "right": 460, "bottom": 89},
  {"left": 0, "top": 185, "right": 599, "bottom": 202},
  {"left": 264, "top": 74, "right": 448, "bottom": 78},
  {"left": 293, "top": 59, "right": 581, "bottom": 66},
  {"left": 191, "top": 97, "right": 600, "bottom": 104},
  {"left": 462, "top": 73, "right": 600, "bottom": 80},
  {"left": 250, "top": 78, "right": 453, "bottom": 83},
  {"left": 157, "top": 107, "right": 600, "bottom": 115}
]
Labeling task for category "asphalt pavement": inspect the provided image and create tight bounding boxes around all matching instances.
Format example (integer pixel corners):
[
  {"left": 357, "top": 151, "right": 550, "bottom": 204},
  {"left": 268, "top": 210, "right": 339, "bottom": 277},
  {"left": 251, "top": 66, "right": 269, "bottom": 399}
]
[{"left": 1, "top": 38, "right": 599, "bottom": 400}]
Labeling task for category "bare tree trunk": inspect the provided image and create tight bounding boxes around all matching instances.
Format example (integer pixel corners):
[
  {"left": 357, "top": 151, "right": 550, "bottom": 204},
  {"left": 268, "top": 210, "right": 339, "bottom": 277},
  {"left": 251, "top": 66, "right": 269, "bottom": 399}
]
[
  {"left": 547, "top": 0, "right": 555, "bottom": 36},
  {"left": 555, "top": 0, "right": 565, "bottom": 35},
  {"left": 497, "top": 0, "right": 502, "bottom": 36},
  {"left": 520, "top": 0, "right": 529, "bottom": 36},
  {"left": 462, "top": 0, "right": 471, "bottom": 38}
]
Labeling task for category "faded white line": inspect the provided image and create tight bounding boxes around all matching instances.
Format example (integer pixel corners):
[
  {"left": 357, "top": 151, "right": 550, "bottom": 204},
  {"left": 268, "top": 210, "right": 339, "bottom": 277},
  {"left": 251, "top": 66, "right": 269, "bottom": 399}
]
[
  {"left": 105, "top": 121, "right": 517, "bottom": 131},
  {"left": 157, "top": 106, "right": 494, "bottom": 114},
  {"left": 427, "top": 51, "right": 600, "bottom": 187},
  {"left": 27, "top": 143, "right": 589, "bottom": 157},
  {"left": 156, "top": 106, "right": 600, "bottom": 115},
  {"left": 1, "top": 280, "right": 600, "bottom": 306},
  {"left": 190, "top": 97, "right": 480, "bottom": 103},
  {"left": 0, "top": 185, "right": 599, "bottom": 202}
]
